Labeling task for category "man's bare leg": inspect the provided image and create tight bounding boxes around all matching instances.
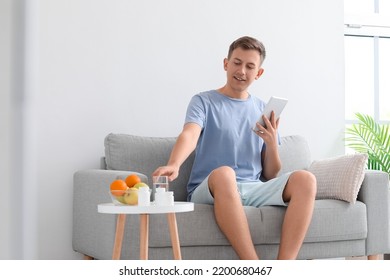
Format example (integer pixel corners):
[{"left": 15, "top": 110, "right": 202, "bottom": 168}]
[
  {"left": 208, "top": 166, "right": 259, "bottom": 260},
  {"left": 278, "top": 170, "right": 317, "bottom": 259}
]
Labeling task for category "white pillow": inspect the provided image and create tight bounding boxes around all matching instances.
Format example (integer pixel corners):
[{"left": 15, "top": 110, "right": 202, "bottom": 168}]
[{"left": 308, "top": 153, "right": 368, "bottom": 203}]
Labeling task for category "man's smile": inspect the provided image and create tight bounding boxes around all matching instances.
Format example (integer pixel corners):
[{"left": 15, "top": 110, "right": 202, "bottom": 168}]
[{"left": 234, "top": 75, "right": 246, "bottom": 81}]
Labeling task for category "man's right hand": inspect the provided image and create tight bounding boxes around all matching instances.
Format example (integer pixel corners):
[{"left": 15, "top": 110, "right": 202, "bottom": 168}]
[{"left": 152, "top": 165, "right": 179, "bottom": 182}]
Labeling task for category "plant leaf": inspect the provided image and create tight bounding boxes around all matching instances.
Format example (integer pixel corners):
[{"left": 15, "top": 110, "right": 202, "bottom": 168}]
[{"left": 345, "top": 113, "right": 390, "bottom": 175}]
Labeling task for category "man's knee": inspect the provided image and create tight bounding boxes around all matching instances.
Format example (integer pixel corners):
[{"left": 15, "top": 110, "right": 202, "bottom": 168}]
[
  {"left": 208, "top": 166, "right": 237, "bottom": 196},
  {"left": 284, "top": 170, "right": 317, "bottom": 200},
  {"left": 293, "top": 170, "right": 316, "bottom": 191},
  {"left": 209, "top": 166, "right": 235, "bottom": 183}
]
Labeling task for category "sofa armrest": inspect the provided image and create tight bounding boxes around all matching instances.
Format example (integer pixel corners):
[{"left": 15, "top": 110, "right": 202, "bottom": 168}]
[
  {"left": 357, "top": 170, "right": 390, "bottom": 255},
  {"left": 72, "top": 169, "right": 148, "bottom": 259}
]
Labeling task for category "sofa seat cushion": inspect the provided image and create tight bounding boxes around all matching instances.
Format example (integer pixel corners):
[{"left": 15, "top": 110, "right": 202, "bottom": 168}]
[{"left": 148, "top": 200, "right": 367, "bottom": 247}]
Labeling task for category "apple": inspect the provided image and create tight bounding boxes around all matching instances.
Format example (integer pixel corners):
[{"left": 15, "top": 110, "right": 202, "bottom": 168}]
[
  {"left": 115, "top": 195, "right": 126, "bottom": 204},
  {"left": 133, "top": 182, "right": 149, "bottom": 189},
  {"left": 124, "top": 187, "right": 138, "bottom": 205}
]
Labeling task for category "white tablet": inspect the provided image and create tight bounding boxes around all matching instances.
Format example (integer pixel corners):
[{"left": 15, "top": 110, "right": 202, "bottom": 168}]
[{"left": 253, "top": 96, "right": 288, "bottom": 131}]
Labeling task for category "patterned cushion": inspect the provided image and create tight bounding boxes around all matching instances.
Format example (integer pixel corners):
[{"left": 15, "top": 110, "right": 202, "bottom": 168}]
[{"left": 308, "top": 153, "right": 368, "bottom": 203}]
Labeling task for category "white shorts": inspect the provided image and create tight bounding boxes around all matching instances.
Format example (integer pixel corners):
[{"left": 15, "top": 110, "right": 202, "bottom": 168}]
[{"left": 190, "top": 172, "right": 292, "bottom": 207}]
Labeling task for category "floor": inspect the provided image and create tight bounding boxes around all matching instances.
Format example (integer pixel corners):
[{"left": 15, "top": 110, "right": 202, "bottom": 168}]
[{"left": 347, "top": 255, "right": 385, "bottom": 260}]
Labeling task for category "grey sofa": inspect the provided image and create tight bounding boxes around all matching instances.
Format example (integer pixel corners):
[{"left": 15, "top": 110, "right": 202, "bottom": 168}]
[{"left": 73, "top": 133, "right": 390, "bottom": 260}]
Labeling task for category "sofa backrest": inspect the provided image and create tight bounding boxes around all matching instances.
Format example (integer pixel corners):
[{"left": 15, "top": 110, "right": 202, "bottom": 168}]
[
  {"left": 104, "top": 134, "right": 193, "bottom": 201},
  {"left": 104, "top": 133, "right": 311, "bottom": 201},
  {"left": 278, "top": 135, "right": 312, "bottom": 174}
]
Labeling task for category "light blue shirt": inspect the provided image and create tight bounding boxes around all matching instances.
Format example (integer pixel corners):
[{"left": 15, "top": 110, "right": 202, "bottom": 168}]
[{"left": 185, "top": 90, "right": 267, "bottom": 199}]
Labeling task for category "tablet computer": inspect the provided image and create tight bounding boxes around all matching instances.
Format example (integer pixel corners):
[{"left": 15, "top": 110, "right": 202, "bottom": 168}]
[{"left": 253, "top": 96, "right": 288, "bottom": 132}]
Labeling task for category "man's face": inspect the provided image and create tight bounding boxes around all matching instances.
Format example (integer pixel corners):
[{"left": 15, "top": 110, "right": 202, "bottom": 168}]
[{"left": 224, "top": 47, "right": 264, "bottom": 94}]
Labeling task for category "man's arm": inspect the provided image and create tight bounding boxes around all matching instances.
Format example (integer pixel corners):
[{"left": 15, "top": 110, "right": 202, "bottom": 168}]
[
  {"left": 261, "top": 141, "right": 281, "bottom": 180},
  {"left": 255, "top": 111, "right": 282, "bottom": 180},
  {"left": 153, "top": 122, "right": 201, "bottom": 181}
]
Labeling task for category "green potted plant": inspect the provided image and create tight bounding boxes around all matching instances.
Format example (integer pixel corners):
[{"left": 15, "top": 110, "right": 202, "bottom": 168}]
[
  {"left": 345, "top": 113, "right": 390, "bottom": 260},
  {"left": 344, "top": 112, "right": 390, "bottom": 175}
]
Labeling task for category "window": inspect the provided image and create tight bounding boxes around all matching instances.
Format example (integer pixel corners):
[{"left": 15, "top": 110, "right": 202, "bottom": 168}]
[{"left": 344, "top": 0, "right": 390, "bottom": 124}]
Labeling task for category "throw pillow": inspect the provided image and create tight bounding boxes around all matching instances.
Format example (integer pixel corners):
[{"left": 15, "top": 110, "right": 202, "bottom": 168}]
[{"left": 308, "top": 153, "right": 368, "bottom": 203}]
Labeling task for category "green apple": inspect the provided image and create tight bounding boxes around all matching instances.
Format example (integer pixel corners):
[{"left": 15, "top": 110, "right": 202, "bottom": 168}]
[
  {"left": 124, "top": 187, "right": 138, "bottom": 205},
  {"left": 133, "top": 182, "right": 149, "bottom": 189},
  {"left": 115, "top": 195, "right": 126, "bottom": 204}
]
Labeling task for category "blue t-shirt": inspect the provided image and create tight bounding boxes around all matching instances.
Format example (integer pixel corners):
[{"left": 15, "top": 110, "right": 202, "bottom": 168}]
[{"left": 185, "top": 90, "right": 267, "bottom": 199}]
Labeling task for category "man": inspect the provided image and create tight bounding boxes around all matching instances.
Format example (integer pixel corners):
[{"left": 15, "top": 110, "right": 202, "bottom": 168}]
[{"left": 153, "top": 36, "right": 317, "bottom": 260}]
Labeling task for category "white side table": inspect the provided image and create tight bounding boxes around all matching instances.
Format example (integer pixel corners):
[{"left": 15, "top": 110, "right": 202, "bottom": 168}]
[{"left": 98, "top": 202, "right": 194, "bottom": 260}]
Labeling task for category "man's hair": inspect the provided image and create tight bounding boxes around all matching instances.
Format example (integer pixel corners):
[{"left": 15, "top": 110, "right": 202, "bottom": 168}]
[{"left": 227, "top": 36, "right": 266, "bottom": 65}]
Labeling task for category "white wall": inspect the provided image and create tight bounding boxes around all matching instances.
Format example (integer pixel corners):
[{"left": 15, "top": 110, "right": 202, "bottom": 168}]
[
  {"left": 0, "top": 0, "right": 13, "bottom": 259},
  {"left": 2, "top": 0, "right": 345, "bottom": 259}
]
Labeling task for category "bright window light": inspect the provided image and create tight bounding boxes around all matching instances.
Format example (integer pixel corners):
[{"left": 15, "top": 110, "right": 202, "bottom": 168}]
[
  {"left": 344, "top": 0, "right": 375, "bottom": 13},
  {"left": 344, "top": 36, "right": 374, "bottom": 120},
  {"left": 379, "top": 38, "right": 390, "bottom": 121},
  {"left": 344, "top": 0, "right": 390, "bottom": 124}
]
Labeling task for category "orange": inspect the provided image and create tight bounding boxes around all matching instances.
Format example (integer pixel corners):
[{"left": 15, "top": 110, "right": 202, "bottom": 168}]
[
  {"left": 125, "top": 174, "right": 141, "bottom": 188},
  {"left": 110, "top": 179, "right": 128, "bottom": 196}
]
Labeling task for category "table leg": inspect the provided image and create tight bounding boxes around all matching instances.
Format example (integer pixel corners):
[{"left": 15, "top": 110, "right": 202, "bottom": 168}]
[
  {"left": 112, "top": 214, "right": 126, "bottom": 260},
  {"left": 139, "top": 214, "right": 149, "bottom": 260},
  {"left": 167, "top": 213, "right": 182, "bottom": 260}
]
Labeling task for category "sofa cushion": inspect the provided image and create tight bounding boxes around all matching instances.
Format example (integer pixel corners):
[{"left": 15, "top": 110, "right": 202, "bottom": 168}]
[
  {"left": 104, "top": 133, "right": 194, "bottom": 201},
  {"left": 147, "top": 200, "right": 367, "bottom": 247},
  {"left": 308, "top": 153, "right": 368, "bottom": 203}
]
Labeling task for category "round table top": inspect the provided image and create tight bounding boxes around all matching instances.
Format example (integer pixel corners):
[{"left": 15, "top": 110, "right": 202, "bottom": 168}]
[{"left": 98, "top": 201, "right": 194, "bottom": 214}]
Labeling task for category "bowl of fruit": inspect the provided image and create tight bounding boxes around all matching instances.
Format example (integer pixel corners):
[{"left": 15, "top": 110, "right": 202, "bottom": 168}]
[{"left": 109, "top": 174, "right": 149, "bottom": 205}]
